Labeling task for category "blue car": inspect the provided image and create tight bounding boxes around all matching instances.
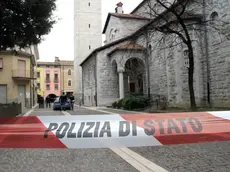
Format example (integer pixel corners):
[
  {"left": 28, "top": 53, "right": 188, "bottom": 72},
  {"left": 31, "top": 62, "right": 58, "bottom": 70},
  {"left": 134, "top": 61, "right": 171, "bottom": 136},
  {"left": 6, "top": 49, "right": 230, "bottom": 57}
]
[{"left": 53, "top": 97, "right": 72, "bottom": 110}]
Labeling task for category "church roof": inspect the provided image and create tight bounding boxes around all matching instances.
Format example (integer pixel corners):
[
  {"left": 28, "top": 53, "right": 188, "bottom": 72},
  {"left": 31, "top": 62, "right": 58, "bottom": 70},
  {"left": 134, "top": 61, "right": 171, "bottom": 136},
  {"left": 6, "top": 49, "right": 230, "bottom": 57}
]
[
  {"left": 102, "top": 13, "right": 150, "bottom": 34},
  {"left": 108, "top": 43, "right": 146, "bottom": 56}
]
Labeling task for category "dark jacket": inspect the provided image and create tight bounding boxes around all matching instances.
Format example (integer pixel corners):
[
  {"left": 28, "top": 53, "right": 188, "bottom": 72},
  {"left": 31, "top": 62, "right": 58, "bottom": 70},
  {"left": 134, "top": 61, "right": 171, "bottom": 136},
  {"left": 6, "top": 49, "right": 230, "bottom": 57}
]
[{"left": 60, "top": 95, "right": 67, "bottom": 104}]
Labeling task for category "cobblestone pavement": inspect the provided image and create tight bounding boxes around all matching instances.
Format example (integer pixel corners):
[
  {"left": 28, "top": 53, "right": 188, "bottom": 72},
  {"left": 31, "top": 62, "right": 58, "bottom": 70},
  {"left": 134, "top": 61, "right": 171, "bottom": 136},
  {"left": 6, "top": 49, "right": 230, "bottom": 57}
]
[
  {"left": 94, "top": 108, "right": 230, "bottom": 172},
  {"left": 0, "top": 148, "right": 138, "bottom": 172},
  {"left": 131, "top": 141, "right": 230, "bottom": 172}
]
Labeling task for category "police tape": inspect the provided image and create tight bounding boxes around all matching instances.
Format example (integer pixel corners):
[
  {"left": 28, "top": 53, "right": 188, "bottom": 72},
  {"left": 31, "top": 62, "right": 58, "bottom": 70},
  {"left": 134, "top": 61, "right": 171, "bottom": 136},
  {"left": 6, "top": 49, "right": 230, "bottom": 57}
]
[{"left": 0, "top": 111, "right": 230, "bottom": 148}]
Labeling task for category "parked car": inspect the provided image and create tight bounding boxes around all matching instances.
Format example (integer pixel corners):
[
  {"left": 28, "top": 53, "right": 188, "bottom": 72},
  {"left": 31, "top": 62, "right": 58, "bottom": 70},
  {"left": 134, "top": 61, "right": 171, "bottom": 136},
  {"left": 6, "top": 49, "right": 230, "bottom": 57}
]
[{"left": 53, "top": 97, "right": 72, "bottom": 110}]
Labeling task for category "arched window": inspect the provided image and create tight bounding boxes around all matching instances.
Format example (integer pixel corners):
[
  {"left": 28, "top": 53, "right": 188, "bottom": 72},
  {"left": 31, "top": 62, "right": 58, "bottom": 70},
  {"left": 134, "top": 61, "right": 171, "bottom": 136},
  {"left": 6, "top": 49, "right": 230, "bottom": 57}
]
[
  {"left": 68, "top": 69, "right": 71, "bottom": 75},
  {"left": 109, "top": 28, "right": 116, "bottom": 41},
  {"left": 210, "top": 12, "right": 219, "bottom": 24},
  {"left": 148, "top": 44, "right": 152, "bottom": 51}
]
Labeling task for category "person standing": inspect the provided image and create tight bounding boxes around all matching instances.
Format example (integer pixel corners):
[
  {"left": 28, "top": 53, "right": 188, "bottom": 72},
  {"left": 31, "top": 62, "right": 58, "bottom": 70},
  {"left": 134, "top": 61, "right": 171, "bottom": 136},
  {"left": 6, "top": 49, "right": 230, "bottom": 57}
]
[
  {"left": 69, "top": 94, "right": 75, "bottom": 110},
  {"left": 60, "top": 92, "right": 67, "bottom": 111},
  {"left": 46, "top": 96, "right": 51, "bottom": 108}
]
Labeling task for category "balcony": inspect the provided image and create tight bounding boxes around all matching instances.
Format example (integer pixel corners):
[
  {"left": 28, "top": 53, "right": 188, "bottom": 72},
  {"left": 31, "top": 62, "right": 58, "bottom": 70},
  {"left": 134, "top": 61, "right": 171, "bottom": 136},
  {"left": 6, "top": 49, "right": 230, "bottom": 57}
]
[
  {"left": 12, "top": 69, "right": 36, "bottom": 80},
  {"left": 46, "top": 79, "right": 51, "bottom": 83},
  {"left": 54, "top": 79, "right": 59, "bottom": 83}
]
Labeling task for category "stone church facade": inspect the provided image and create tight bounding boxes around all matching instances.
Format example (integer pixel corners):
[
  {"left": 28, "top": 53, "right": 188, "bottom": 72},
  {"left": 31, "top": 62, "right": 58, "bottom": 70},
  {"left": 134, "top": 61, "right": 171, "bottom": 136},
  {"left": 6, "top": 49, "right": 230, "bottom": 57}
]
[{"left": 80, "top": 0, "right": 230, "bottom": 107}]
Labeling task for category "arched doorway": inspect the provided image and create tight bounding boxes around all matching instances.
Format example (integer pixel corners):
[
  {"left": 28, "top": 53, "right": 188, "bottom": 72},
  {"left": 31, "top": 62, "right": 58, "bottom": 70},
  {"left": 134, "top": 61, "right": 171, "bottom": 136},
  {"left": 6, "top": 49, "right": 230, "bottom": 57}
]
[{"left": 125, "top": 58, "right": 145, "bottom": 95}]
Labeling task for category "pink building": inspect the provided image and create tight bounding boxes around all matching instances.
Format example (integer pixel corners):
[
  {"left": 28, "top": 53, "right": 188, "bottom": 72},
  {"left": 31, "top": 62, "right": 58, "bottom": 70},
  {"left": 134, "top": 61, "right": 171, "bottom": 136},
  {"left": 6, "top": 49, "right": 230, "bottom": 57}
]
[
  {"left": 43, "top": 67, "right": 61, "bottom": 98},
  {"left": 37, "top": 61, "right": 62, "bottom": 98},
  {"left": 37, "top": 57, "right": 75, "bottom": 99}
]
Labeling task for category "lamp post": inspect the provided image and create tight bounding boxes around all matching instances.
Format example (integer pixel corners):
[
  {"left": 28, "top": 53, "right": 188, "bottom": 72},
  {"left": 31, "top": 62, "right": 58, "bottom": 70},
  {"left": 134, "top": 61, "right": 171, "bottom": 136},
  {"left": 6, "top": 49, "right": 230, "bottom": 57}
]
[
  {"left": 57, "top": 61, "right": 62, "bottom": 95},
  {"left": 62, "top": 65, "right": 64, "bottom": 94}
]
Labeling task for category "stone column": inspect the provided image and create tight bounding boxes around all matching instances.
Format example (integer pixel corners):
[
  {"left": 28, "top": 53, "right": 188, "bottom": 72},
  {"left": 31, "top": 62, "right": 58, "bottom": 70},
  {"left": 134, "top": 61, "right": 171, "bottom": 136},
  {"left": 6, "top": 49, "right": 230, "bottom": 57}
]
[{"left": 118, "top": 67, "right": 125, "bottom": 99}]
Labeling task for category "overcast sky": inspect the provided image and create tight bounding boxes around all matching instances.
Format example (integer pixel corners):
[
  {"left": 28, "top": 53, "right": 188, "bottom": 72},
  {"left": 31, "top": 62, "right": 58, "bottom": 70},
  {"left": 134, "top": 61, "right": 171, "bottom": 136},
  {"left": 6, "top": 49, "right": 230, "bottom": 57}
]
[{"left": 38, "top": 0, "right": 142, "bottom": 62}]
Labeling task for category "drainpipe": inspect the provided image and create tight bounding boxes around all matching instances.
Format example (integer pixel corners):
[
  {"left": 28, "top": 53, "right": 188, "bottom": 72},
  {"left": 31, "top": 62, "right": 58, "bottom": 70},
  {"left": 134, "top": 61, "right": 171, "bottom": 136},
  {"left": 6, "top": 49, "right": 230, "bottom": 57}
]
[
  {"left": 94, "top": 56, "right": 97, "bottom": 106},
  {"left": 62, "top": 66, "right": 64, "bottom": 94},
  {"left": 202, "top": 0, "right": 211, "bottom": 106}
]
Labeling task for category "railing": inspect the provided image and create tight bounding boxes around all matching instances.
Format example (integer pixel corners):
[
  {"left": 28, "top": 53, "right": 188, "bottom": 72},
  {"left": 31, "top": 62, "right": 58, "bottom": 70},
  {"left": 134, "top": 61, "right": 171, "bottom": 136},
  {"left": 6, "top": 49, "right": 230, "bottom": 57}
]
[
  {"left": 46, "top": 79, "right": 51, "bottom": 83},
  {"left": 54, "top": 79, "right": 59, "bottom": 83},
  {"left": 12, "top": 69, "right": 31, "bottom": 79}
]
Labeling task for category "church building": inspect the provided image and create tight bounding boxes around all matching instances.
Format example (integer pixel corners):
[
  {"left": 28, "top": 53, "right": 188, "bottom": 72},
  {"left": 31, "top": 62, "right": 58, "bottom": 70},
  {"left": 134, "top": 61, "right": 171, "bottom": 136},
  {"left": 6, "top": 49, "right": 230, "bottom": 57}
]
[{"left": 80, "top": 0, "right": 230, "bottom": 108}]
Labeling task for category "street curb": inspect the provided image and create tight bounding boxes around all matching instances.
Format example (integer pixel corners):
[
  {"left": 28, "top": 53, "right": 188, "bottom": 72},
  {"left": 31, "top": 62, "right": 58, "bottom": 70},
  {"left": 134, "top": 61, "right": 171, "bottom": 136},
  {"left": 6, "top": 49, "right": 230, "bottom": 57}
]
[
  {"left": 79, "top": 105, "right": 146, "bottom": 114},
  {"left": 21, "top": 104, "right": 38, "bottom": 117},
  {"left": 102, "top": 107, "right": 146, "bottom": 114}
]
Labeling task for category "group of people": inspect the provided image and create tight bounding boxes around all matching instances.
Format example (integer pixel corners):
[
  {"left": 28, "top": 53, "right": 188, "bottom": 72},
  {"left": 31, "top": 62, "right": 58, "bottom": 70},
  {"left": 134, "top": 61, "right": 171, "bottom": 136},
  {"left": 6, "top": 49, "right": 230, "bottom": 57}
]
[{"left": 38, "top": 93, "right": 75, "bottom": 109}]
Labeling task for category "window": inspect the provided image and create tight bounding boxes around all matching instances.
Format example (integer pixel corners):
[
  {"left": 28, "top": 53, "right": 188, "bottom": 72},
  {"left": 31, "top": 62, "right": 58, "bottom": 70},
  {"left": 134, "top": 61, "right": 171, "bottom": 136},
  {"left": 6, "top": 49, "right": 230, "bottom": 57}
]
[
  {"left": 37, "top": 83, "right": 40, "bottom": 89},
  {"left": 54, "top": 73, "right": 58, "bottom": 82},
  {"left": 37, "top": 72, "right": 40, "bottom": 78},
  {"left": 89, "top": 45, "right": 91, "bottom": 50},
  {"left": 54, "top": 73, "right": 58, "bottom": 79},
  {"left": 210, "top": 12, "right": 219, "bottom": 24},
  {"left": 55, "top": 84, "right": 59, "bottom": 90},
  {"left": 46, "top": 73, "right": 50, "bottom": 82},
  {"left": 109, "top": 29, "right": 114, "bottom": 40},
  {"left": 68, "top": 69, "right": 71, "bottom": 75},
  {"left": 18, "top": 60, "right": 26, "bottom": 77},
  {"left": 0, "top": 58, "right": 3, "bottom": 69},
  {"left": 68, "top": 80, "right": 72, "bottom": 86},
  {"left": 89, "top": 24, "right": 91, "bottom": 28},
  {"left": 46, "top": 84, "right": 50, "bottom": 90},
  {"left": 183, "top": 50, "right": 189, "bottom": 57},
  {"left": 88, "top": 2, "right": 90, "bottom": 6},
  {"left": 183, "top": 50, "right": 189, "bottom": 67}
]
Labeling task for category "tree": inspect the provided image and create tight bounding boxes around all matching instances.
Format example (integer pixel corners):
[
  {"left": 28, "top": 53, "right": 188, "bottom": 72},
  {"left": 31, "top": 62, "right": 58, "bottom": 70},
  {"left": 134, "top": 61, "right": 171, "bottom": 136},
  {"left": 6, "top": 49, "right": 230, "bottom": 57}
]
[
  {"left": 138, "top": 0, "right": 230, "bottom": 110},
  {"left": 0, "top": 0, "right": 56, "bottom": 50}
]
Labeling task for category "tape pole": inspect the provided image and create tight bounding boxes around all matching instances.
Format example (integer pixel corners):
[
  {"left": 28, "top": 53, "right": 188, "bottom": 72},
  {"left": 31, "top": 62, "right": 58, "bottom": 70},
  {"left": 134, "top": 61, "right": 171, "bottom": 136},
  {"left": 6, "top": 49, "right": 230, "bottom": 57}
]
[{"left": 0, "top": 111, "right": 230, "bottom": 148}]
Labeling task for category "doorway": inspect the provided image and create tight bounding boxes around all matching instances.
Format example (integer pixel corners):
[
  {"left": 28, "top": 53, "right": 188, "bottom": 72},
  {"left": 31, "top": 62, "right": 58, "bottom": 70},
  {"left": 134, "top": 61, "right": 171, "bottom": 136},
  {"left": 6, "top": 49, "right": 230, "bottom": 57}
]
[
  {"left": 18, "top": 85, "right": 26, "bottom": 112},
  {"left": 0, "top": 85, "right": 7, "bottom": 104}
]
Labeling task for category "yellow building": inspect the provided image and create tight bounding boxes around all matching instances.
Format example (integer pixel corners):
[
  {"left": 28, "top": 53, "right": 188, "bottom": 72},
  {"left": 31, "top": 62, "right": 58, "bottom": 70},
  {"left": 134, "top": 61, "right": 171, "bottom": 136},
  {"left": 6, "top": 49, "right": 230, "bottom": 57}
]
[
  {"left": 0, "top": 46, "right": 39, "bottom": 113},
  {"left": 36, "top": 67, "right": 44, "bottom": 97},
  {"left": 59, "top": 60, "right": 75, "bottom": 96}
]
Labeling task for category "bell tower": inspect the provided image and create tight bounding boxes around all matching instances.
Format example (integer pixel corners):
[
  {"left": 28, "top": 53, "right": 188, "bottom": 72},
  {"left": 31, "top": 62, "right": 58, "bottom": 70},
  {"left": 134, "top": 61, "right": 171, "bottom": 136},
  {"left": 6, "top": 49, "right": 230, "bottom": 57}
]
[{"left": 74, "top": 0, "right": 102, "bottom": 102}]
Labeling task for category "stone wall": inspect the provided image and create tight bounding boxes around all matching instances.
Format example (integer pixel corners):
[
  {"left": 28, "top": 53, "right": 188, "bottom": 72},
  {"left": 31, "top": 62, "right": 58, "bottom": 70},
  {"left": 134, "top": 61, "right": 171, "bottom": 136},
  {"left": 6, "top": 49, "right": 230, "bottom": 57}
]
[
  {"left": 105, "top": 16, "right": 149, "bottom": 44},
  {"left": 105, "top": 16, "right": 122, "bottom": 44},
  {"left": 96, "top": 48, "right": 121, "bottom": 106},
  {"left": 206, "top": 0, "right": 230, "bottom": 107},
  {"left": 82, "top": 55, "right": 96, "bottom": 106},
  {"left": 147, "top": 26, "right": 205, "bottom": 107},
  {"left": 120, "top": 18, "right": 149, "bottom": 38}
]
